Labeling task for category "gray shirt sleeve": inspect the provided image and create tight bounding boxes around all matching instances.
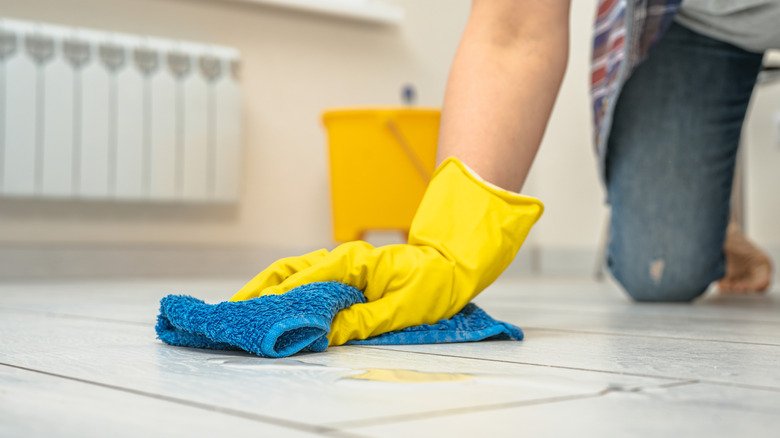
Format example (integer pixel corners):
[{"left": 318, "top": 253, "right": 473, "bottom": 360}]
[{"left": 675, "top": 0, "right": 780, "bottom": 52}]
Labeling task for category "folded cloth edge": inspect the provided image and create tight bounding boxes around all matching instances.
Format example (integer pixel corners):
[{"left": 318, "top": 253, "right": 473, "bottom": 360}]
[
  {"left": 262, "top": 315, "right": 331, "bottom": 357},
  {"left": 156, "top": 283, "right": 523, "bottom": 358}
]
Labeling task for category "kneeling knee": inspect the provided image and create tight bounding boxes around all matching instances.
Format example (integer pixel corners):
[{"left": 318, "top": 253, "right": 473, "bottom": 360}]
[{"left": 608, "top": 257, "right": 712, "bottom": 303}]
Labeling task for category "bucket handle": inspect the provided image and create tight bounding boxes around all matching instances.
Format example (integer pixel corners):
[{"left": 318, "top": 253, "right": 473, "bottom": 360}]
[{"left": 384, "top": 118, "right": 432, "bottom": 183}]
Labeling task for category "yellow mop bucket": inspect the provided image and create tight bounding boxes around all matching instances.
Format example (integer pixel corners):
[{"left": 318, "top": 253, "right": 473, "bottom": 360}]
[{"left": 322, "top": 107, "right": 441, "bottom": 242}]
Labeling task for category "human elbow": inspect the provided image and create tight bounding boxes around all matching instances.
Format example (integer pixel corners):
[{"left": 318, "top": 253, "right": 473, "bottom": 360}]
[{"left": 469, "top": 0, "right": 571, "bottom": 51}]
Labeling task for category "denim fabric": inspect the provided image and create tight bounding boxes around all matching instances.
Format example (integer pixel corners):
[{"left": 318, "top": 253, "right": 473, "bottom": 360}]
[
  {"left": 605, "top": 21, "right": 764, "bottom": 302},
  {"left": 591, "top": 0, "right": 683, "bottom": 170}
]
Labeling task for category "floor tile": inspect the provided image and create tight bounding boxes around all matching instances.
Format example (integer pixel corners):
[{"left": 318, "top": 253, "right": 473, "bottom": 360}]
[
  {"left": 0, "top": 311, "right": 670, "bottom": 427},
  {"left": 350, "top": 382, "right": 780, "bottom": 437},
  {"left": 0, "top": 279, "right": 242, "bottom": 323},
  {"left": 481, "top": 278, "right": 780, "bottom": 323},
  {"left": 1, "top": 277, "right": 778, "bottom": 437},
  {"left": 367, "top": 329, "right": 780, "bottom": 389},
  {"left": 0, "top": 365, "right": 321, "bottom": 437},
  {"left": 479, "top": 302, "right": 780, "bottom": 345}
]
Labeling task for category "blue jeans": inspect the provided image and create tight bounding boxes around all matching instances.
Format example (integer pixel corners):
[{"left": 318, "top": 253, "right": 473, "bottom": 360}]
[{"left": 605, "top": 22, "right": 764, "bottom": 302}]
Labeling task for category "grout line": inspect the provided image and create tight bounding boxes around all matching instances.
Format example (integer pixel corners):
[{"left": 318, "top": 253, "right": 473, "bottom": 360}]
[
  {"left": 0, "top": 361, "right": 344, "bottom": 436},
  {"left": 482, "top": 303, "right": 780, "bottom": 326},
  {"left": 13, "top": 303, "right": 769, "bottom": 392},
  {"left": 522, "top": 326, "right": 780, "bottom": 347},
  {"left": 327, "top": 390, "right": 611, "bottom": 430},
  {"left": 9, "top": 305, "right": 778, "bottom": 349},
  {"left": 352, "top": 346, "right": 780, "bottom": 393},
  {"left": 655, "top": 380, "right": 700, "bottom": 389},
  {"left": 330, "top": 380, "right": 705, "bottom": 430},
  {"left": 0, "top": 306, "right": 149, "bottom": 327},
  {"left": 702, "top": 381, "right": 780, "bottom": 394},
  {"left": 354, "top": 346, "right": 686, "bottom": 382},
  {"left": 6, "top": 303, "right": 779, "bottom": 398},
  {"left": 606, "top": 379, "right": 700, "bottom": 393},
  {"left": 9, "top": 302, "right": 778, "bottom": 349}
]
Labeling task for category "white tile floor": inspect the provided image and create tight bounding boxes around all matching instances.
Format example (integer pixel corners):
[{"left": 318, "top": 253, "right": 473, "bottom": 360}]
[{"left": 1, "top": 276, "right": 779, "bottom": 437}]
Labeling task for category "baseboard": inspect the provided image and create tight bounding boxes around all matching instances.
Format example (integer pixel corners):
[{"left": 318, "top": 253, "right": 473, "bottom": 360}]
[
  {"left": 536, "top": 246, "right": 603, "bottom": 278},
  {"left": 503, "top": 247, "right": 537, "bottom": 277},
  {"left": 0, "top": 243, "right": 572, "bottom": 280},
  {"left": 2, "top": 244, "right": 776, "bottom": 282},
  {"left": 0, "top": 244, "right": 315, "bottom": 280},
  {"left": 531, "top": 245, "right": 780, "bottom": 282},
  {"left": 477, "top": 246, "right": 600, "bottom": 278},
  {"left": 769, "top": 246, "right": 780, "bottom": 285}
]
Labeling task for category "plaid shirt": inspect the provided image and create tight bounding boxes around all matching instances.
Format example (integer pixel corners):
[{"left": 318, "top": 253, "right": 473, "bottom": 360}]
[{"left": 591, "top": 0, "right": 682, "bottom": 176}]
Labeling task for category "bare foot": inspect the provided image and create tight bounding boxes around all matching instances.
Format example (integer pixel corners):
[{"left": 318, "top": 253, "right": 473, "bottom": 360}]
[{"left": 718, "top": 223, "right": 773, "bottom": 294}]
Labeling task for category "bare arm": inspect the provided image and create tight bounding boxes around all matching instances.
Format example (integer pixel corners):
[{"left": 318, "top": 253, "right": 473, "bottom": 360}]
[{"left": 437, "top": 0, "right": 571, "bottom": 193}]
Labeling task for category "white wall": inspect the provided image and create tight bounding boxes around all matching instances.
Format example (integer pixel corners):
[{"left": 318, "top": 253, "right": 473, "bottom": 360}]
[
  {"left": 1, "top": 0, "right": 777, "bottom": 276},
  {"left": 0, "top": 0, "right": 470, "bottom": 250},
  {"left": 745, "top": 77, "right": 780, "bottom": 248},
  {"left": 524, "top": 0, "right": 607, "bottom": 256}
]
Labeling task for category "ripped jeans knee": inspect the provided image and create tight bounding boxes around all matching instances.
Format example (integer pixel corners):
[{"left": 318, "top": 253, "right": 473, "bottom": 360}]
[{"left": 607, "top": 252, "right": 721, "bottom": 303}]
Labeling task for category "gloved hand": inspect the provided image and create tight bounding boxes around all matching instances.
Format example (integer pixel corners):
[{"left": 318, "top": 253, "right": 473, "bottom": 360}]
[{"left": 230, "top": 157, "right": 543, "bottom": 346}]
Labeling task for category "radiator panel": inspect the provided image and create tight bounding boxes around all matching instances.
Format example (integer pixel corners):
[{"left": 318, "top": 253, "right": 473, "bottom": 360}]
[
  {"left": 3, "top": 32, "right": 37, "bottom": 196},
  {"left": 41, "top": 55, "right": 75, "bottom": 198},
  {"left": 0, "top": 19, "right": 243, "bottom": 203}
]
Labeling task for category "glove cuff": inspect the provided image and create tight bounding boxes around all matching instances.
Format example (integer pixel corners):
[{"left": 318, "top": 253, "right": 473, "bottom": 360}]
[{"left": 434, "top": 157, "right": 545, "bottom": 223}]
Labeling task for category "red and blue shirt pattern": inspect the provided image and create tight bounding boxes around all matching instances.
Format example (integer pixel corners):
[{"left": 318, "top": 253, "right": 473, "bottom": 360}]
[{"left": 591, "top": 0, "right": 682, "bottom": 175}]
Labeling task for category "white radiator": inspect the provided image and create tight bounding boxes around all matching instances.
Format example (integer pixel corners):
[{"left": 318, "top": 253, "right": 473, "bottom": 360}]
[{"left": 0, "top": 18, "right": 242, "bottom": 203}]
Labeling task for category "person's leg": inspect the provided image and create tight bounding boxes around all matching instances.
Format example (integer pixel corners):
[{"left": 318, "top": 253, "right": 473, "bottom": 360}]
[
  {"left": 719, "top": 150, "right": 772, "bottom": 294},
  {"left": 605, "top": 21, "right": 764, "bottom": 302},
  {"left": 719, "top": 220, "right": 772, "bottom": 293}
]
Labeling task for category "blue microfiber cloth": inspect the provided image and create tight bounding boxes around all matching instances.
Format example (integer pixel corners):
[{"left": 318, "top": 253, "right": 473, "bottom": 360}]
[{"left": 156, "top": 281, "right": 523, "bottom": 358}]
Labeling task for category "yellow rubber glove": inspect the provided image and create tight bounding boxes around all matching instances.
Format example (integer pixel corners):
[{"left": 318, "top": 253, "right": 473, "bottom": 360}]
[{"left": 230, "top": 157, "right": 543, "bottom": 346}]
